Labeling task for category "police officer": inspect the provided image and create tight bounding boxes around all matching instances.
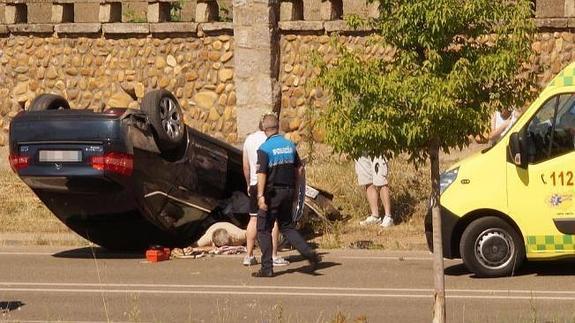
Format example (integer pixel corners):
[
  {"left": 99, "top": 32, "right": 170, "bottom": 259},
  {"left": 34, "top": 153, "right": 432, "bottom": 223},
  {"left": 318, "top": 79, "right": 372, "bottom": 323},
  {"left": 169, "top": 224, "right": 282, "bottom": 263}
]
[{"left": 253, "top": 113, "right": 320, "bottom": 278}]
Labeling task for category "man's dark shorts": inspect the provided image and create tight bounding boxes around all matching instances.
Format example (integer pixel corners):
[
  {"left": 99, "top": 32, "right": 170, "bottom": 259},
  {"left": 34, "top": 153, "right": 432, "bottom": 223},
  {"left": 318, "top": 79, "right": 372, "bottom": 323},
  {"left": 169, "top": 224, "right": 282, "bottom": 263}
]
[{"left": 249, "top": 185, "right": 258, "bottom": 216}]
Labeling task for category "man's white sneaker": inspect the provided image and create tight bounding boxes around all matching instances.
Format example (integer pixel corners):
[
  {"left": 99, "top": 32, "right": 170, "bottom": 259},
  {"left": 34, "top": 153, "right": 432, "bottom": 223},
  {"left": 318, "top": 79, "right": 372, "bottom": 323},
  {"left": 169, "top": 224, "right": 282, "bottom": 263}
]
[
  {"left": 381, "top": 216, "right": 394, "bottom": 228},
  {"left": 243, "top": 255, "right": 257, "bottom": 266},
  {"left": 360, "top": 215, "right": 382, "bottom": 225}
]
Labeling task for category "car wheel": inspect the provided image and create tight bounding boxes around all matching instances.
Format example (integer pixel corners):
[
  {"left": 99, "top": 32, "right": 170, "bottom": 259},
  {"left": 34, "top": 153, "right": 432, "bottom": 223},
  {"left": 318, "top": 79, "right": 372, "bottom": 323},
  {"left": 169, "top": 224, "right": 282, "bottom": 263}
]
[
  {"left": 29, "top": 94, "right": 70, "bottom": 111},
  {"left": 460, "top": 216, "right": 525, "bottom": 277},
  {"left": 141, "top": 90, "right": 186, "bottom": 152}
]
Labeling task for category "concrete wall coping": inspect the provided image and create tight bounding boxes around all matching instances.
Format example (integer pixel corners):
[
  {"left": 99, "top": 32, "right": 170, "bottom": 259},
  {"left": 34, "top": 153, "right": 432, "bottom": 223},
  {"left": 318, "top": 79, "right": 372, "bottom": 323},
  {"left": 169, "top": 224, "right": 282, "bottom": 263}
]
[
  {"left": 279, "top": 20, "right": 374, "bottom": 33},
  {"left": 535, "top": 18, "right": 572, "bottom": 29},
  {"left": 0, "top": 22, "right": 233, "bottom": 36}
]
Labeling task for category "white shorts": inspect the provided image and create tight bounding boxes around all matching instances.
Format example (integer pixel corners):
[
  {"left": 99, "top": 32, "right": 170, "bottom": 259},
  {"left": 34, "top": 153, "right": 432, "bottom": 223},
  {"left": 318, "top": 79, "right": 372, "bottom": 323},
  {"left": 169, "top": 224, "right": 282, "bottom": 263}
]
[{"left": 355, "top": 156, "right": 388, "bottom": 186}]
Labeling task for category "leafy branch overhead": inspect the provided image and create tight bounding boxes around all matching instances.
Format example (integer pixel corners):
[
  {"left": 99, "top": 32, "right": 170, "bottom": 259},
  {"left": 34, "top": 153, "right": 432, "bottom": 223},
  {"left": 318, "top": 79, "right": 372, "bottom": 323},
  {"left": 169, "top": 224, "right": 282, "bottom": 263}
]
[{"left": 314, "top": 0, "right": 536, "bottom": 163}]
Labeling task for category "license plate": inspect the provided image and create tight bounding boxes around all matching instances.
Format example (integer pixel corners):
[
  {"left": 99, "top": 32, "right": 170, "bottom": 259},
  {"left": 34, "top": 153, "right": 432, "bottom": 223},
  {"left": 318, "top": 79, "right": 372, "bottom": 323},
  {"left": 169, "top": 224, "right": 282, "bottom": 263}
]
[
  {"left": 305, "top": 185, "right": 319, "bottom": 199},
  {"left": 38, "top": 150, "right": 82, "bottom": 162}
]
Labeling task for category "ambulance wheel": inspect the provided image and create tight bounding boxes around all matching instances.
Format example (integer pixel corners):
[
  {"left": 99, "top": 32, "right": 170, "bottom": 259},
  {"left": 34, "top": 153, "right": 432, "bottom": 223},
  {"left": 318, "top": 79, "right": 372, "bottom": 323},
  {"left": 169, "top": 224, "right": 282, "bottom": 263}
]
[{"left": 460, "top": 216, "right": 525, "bottom": 277}]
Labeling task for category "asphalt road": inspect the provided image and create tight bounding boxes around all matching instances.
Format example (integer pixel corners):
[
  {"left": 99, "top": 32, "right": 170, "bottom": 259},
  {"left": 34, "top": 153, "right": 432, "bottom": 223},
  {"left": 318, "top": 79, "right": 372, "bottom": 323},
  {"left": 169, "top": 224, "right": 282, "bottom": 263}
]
[{"left": 2, "top": 247, "right": 575, "bottom": 322}]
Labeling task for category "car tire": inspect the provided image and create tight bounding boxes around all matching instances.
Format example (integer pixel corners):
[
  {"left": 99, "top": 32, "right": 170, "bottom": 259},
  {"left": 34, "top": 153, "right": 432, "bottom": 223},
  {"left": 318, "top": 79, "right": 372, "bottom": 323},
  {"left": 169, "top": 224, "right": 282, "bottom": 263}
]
[
  {"left": 460, "top": 216, "right": 525, "bottom": 277},
  {"left": 141, "top": 90, "right": 186, "bottom": 152},
  {"left": 29, "top": 94, "right": 70, "bottom": 111}
]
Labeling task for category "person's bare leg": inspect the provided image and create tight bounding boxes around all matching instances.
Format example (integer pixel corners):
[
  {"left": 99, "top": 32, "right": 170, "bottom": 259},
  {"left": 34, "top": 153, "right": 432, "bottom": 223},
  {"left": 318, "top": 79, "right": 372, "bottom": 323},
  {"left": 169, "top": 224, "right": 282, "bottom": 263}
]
[
  {"left": 380, "top": 184, "right": 392, "bottom": 216},
  {"left": 246, "top": 217, "right": 257, "bottom": 257},
  {"left": 272, "top": 221, "right": 280, "bottom": 258},
  {"left": 366, "top": 184, "right": 380, "bottom": 217}
]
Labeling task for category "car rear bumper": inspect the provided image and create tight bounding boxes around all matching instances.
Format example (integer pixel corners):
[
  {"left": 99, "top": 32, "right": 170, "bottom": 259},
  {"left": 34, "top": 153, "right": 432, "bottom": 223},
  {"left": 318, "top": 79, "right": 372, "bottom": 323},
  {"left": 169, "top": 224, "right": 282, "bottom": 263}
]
[{"left": 21, "top": 175, "right": 124, "bottom": 193}]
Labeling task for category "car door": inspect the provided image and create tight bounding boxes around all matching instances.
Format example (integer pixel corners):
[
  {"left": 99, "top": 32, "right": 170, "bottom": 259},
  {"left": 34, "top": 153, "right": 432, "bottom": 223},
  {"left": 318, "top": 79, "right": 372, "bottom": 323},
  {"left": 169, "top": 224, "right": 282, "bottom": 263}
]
[{"left": 507, "top": 92, "right": 575, "bottom": 256}]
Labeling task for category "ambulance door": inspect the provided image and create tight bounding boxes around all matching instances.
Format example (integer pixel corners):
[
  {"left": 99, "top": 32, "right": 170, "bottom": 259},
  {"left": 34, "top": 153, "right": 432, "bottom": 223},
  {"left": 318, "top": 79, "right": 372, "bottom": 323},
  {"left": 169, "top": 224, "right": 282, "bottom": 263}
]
[{"left": 507, "top": 92, "right": 575, "bottom": 256}]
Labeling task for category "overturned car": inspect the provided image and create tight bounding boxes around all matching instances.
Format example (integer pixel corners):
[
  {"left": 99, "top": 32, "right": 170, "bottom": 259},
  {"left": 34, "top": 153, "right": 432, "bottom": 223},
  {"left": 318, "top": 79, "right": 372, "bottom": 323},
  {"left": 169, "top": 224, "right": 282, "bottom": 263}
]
[{"left": 9, "top": 90, "right": 336, "bottom": 250}]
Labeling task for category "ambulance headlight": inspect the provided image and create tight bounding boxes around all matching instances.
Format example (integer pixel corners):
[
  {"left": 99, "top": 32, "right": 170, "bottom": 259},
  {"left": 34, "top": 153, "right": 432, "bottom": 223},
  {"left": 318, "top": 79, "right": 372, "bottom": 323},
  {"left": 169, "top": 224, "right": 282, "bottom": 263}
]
[{"left": 440, "top": 167, "right": 459, "bottom": 194}]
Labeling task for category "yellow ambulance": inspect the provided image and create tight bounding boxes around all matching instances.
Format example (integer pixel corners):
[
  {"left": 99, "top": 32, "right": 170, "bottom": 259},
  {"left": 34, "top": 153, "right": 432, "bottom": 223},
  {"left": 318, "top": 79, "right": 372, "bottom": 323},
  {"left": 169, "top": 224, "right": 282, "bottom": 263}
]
[{"left": 425, "top": 62, "right": 575, "bottom": 277}]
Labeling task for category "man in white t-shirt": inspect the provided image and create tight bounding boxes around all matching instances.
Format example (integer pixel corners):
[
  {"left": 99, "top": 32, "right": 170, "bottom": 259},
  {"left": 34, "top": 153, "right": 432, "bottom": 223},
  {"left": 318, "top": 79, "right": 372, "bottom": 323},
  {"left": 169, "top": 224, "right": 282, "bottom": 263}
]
[{"left": 242, "top": 117, "right": 289, "bottom": 267}]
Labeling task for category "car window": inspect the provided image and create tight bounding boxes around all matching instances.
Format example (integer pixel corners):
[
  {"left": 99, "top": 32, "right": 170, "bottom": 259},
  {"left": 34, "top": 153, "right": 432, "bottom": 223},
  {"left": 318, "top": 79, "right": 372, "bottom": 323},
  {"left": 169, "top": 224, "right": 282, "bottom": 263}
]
[{"left": 525, "top": 93, "right": 575, "bottom": 164}]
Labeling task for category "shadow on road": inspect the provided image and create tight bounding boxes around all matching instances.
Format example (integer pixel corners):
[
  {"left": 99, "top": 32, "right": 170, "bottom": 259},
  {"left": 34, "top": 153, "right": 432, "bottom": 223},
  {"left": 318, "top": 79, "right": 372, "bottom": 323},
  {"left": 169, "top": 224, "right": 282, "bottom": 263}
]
[
  {"left": 445, "top": 259, "right": 575, "bottom": 278},
  {"left": 52, "top": 247, "right": 144, "bottom": 259},
  {"left": 0, "top": 301, "right": 25, "bottom": 313},
  {"left": 273, "top": 253, "right": 341, "bottom": 276}
]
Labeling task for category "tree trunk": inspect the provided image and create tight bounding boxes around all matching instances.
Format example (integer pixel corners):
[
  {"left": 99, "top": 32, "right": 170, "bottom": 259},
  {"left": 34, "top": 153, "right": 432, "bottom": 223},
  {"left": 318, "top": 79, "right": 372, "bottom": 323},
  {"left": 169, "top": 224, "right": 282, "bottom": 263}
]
[{"left": 429, "top": 139, "right": 446, "bottom": 323}]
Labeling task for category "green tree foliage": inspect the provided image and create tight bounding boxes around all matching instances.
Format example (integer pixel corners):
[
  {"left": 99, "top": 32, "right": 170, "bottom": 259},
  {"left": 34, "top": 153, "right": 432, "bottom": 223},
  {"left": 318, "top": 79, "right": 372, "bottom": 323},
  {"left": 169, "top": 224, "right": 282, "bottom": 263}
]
[
  {"left": 315, "top": 0, "right": 535, "bottom": 163},
  {"left": 315, "top": 2, "right": 535, "bottom": 319}
]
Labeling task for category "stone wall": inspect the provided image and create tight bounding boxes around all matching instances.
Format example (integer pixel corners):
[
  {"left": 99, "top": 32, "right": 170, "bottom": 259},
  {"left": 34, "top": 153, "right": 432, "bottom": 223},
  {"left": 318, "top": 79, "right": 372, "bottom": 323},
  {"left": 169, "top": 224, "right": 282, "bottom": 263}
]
[
  {"left": 0, "top": 0, "right": 573, "bottom": 147},
  {"left": 279, "top": 33, "right": 391, "bottom": 144},
  {"left": 0, "top": 26, "right": 237, "bottom": 145}
]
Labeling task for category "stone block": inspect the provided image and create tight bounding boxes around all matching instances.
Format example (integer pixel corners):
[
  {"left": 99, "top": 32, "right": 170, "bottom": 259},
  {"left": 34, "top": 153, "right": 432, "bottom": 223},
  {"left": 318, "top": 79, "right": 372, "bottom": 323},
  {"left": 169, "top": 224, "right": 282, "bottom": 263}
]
[
  {"left": 321, "top": 0, "right": 343, "bottom": 20},
  {"left": 536, "top": 0, "right": 566, "bottom": 18},
  {"left": 566, "top": 0, "right": 575, "bottom": 17},
  {"left": 9, "top": 24, "right": 54, "bottom": 33},
  {"left": 100, "top": 3, "right": 122, "bottom": 23},
  {"left": 280, "top": 0, "right": 303, "bottom": 21},
  {"left": 180, "top": 0, "right": 196, "bottom": 22},
  {"left": 235, "top": 25, "right": 272, "bottom": 49},
  {"left": 303, "top": 0, "right": 320, "bottom": 21},
  {"left": 51, "top": 3, "right": 74, "bottom": 23},
  {"left": 103, "top": 23, "right": 149, "bottom": 34},
  {"left": 0, "top": 4, "right": 5, "bottom": 24},
  {"left": 234, "top": 4, "right": 275, "bottom": 25},
  {"left": 122, "top": 2, "right": 147, "bottom": 23},
  {"left": 150, "top": 22, "right": 198, "bottom": 33},
  {"left": 5, "top": 4, "right": 27, "bottom": 24},
  {"left": 278, "top": 20, "right": 323, "bottom": 31},
  {"left": 147, "top": 2, "right": 171, "bottom": 23},
  {"left": 196, "top": 1, "right": 219, "bottom": 23},
  {"left": 234, "top": 48, "right": 270, "bottom": 75},
  {"left": 55, "top": 23, "right": 101, "bottom": 34},
  {"left": 75, "top": 3, "right": 100, "bottom": 23},
  {"left": 0, "top": 24, "right": 8, "bottom": 34},
  {"left": 342, "top": 0, "right": 366, "bottom": 15},
  {"left": 28, "top": 3, "right": 52, "bottom": 24}
]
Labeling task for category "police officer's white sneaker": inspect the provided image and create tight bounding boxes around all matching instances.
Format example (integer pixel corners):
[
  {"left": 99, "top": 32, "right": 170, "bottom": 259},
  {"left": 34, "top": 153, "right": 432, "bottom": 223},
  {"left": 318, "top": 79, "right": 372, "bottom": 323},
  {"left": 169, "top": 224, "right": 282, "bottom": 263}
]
[
  {"left": 360, "top": 215, "right": 382, "bottom": 225},
  {"left": 380, "top": 216, "right": 394, "bottom": 228}
]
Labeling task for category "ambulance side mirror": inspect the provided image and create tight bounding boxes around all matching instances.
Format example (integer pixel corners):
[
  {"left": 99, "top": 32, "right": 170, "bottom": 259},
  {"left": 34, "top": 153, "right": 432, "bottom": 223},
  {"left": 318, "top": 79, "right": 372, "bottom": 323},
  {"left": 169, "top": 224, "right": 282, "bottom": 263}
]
[{"left": 508, "top": 132, "right": 527, "bottom": 168}]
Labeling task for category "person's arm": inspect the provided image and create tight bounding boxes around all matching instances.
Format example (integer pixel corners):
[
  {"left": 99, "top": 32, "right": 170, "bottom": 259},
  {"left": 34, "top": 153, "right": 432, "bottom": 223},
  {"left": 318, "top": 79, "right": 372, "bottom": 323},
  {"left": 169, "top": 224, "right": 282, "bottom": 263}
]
[
  {"left": 256, "top": 149, "right": 269, "bottom": 211},
  {"left": 257, "top": 172, "right": 268, "bottom": 211},
  {"left": 242, "top": 145, "right": 251, "bottom": 193},
  {"left": 489, "top": 113, "right": 511, "bottom": 141},
  {"left": 294, "top": 150, "right": 305, "bottom": 186}
]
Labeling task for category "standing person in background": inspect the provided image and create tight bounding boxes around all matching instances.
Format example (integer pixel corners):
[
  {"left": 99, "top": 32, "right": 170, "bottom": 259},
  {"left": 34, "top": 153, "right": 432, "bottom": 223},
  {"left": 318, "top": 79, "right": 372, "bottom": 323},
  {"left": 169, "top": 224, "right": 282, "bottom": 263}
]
[
  {"left": 253, "top": 113, "right": 320, "bottom": 278},
  {"left": 356, "top": 156, "right": 394, "bottom": 228},
  {"left": 488, "top": 108, "right": 519, "bottom": 144},
  {"left": 242, "top": 116, "right": 289, "bottom": 267}
]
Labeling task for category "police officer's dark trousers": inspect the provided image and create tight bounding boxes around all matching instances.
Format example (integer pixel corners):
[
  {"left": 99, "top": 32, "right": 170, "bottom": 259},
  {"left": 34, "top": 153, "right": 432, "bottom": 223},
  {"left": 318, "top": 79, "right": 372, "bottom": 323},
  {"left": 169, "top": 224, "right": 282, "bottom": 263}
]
[{"left": 257, "top": 187, "right": 315, "bottom": 274}]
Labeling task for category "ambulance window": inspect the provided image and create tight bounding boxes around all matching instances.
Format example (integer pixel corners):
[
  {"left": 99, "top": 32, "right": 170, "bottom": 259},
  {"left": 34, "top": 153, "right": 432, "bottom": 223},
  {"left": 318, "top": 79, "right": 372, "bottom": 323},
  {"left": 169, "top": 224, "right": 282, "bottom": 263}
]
[{"left": 525, "top": 93, "right": 575, "bottom": 164}]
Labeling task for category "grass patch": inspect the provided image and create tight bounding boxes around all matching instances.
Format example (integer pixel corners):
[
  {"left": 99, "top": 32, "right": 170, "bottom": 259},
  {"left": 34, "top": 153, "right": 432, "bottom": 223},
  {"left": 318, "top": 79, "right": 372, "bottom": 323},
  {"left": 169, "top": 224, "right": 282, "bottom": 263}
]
[
  {"left": 0, "top": 168, "right": 69, "bottom": 234},
  {"left": 302, "top": 143, "right": 484, "bottom": 250}
]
